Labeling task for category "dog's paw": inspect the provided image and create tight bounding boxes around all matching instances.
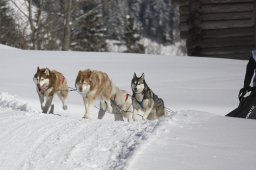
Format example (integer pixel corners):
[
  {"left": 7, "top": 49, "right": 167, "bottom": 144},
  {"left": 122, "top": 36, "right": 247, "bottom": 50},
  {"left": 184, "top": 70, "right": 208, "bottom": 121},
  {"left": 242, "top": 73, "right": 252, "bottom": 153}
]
[
  {"left": 107, "top": 107, "right": 113, "bottom": 113},
  {"left": 142, "top": 116, "right": 147, "bottom": 121},
  {"left": 49, "top": 105, "right": 54, "bottom": 114},
  {"left": 82, "top": 114, "right": 90, "bottom": 119},
  {"left": 63, "top": 105, "right": 68, "bottom": 110}
]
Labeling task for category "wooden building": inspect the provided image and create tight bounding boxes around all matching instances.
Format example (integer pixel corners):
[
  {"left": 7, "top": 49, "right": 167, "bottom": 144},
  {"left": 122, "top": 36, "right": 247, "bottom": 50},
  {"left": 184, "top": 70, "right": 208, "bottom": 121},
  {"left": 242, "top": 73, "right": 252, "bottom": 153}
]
[{"left": 175, "top": 0, "right": 256, "bottom": 59}]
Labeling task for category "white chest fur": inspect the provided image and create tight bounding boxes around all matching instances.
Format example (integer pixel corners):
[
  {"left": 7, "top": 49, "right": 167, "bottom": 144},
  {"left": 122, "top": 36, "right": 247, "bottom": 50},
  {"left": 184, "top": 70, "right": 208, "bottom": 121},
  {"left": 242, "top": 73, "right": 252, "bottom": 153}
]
[{"left": 135, "top": 93, "right": 144, "bottom": 102}]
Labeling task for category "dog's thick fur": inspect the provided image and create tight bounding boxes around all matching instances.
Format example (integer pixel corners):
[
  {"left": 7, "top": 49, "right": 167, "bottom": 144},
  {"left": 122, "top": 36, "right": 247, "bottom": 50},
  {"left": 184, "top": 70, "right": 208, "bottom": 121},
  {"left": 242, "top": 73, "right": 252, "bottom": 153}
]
[
  {"left": 33, "top": 67, "right": 68, "bottom": 113},
  {"left": 98, "top": 84, "right": 135, "bottom": 122},
  {"left": 75, "top": 69, "right": 113, "bottom": 119},
  {"left": 131, "top": 73, "right": 165, "bottom": 120}
]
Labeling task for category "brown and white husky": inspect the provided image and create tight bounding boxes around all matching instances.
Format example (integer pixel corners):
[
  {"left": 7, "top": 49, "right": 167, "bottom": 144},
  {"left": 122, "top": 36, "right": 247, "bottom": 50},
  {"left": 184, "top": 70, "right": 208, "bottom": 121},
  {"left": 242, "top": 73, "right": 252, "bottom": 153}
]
[
  {"left": 75, "top": 69, "right": 113, "bottom": 119},
  {"left": 33, "top": 67, "right": 68, "bottom": 113}
]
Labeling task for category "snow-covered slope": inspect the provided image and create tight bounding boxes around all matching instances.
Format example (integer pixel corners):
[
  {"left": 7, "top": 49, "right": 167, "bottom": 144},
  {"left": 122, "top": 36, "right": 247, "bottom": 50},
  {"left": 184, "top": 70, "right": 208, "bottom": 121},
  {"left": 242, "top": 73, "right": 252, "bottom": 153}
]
[
  {"left": 127, "top": 111, "right": 256, "bottom": 170},
  {"left": 0, "top": 45, "right": 255, "bottom": 170}
]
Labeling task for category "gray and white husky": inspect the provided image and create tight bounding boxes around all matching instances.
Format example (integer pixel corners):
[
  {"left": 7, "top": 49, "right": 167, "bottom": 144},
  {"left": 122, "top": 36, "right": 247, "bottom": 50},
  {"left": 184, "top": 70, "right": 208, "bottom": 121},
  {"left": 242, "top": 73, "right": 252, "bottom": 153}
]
[{"left": 131, "top": 73, "right": 165, "bottom": 120}]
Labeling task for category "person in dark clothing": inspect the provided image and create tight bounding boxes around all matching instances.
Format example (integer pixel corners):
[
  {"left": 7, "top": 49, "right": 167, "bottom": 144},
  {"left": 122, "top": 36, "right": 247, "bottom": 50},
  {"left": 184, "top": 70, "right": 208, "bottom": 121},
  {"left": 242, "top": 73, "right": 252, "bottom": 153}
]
[{"left": 239, "top": 50, "right": 256, "bottom": 101}]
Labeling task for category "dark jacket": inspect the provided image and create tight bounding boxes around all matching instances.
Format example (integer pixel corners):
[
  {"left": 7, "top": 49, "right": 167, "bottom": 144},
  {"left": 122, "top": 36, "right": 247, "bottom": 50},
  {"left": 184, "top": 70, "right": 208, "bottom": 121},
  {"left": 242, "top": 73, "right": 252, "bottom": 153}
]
[{"left": 243, "top": 56, "right": 256, "bottom": 88}]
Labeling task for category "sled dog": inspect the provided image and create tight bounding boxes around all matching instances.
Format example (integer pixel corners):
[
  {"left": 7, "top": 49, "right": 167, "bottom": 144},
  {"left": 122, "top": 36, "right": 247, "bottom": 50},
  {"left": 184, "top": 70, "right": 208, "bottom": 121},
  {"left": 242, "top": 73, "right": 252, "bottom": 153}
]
[
  {"left": 33, "top": 67, "right": 68, "bottom": 113},
  {"left": 75, "top": 69, "right": 113, "bottom": 119},
  {"left": 131, "top": 73, "right": 165, "bottom": 120},
  {"left": 98, "top": 84, "right": 135, "bottom": 122}
]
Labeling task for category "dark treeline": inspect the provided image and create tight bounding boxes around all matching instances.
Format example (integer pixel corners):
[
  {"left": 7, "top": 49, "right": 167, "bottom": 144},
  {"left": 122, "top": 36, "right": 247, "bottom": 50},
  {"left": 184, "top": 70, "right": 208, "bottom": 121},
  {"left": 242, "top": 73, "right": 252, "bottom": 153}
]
[{"left": 1, "top": 0, "right": 178, "bottom": 53}]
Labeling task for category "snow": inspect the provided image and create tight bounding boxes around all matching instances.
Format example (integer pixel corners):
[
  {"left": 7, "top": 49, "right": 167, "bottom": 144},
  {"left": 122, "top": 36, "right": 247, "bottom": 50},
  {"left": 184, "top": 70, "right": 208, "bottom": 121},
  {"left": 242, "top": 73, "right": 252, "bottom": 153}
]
[
  {"left": 127, "top": 111, "right": 256, "bottom": 170},
  {"left": 0, "top": 44, "right": 255, "bottom": 170}
]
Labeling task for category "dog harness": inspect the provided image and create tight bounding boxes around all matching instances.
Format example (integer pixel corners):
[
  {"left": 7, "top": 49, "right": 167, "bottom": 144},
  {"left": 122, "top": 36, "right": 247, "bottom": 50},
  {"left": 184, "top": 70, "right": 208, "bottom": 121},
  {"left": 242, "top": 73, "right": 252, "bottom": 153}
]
[
  {"left": 112, "top": 93, "right": 129, "bottom": 103},
  {"left": 137, "top": 100, "right": 144, "bottom": 109},
  {"left": 39, "top": 85, "right": 51, "bottom": 95}
]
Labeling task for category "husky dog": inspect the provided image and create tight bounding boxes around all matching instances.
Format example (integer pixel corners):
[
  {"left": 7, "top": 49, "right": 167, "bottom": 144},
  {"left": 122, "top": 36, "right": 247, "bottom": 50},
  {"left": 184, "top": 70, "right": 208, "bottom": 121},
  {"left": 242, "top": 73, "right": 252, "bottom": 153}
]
[
  {"left": 131, "top": 73, "right": 165, "bottom": 120},
  {"left": 75, "top": 69, "right": 113, "bottom": 119},
  {"left": 98, "top": 84, "right": 135, "bottom": 122},
  {"left": 33, "top": 67, "right": 68, "bottom": 113}
]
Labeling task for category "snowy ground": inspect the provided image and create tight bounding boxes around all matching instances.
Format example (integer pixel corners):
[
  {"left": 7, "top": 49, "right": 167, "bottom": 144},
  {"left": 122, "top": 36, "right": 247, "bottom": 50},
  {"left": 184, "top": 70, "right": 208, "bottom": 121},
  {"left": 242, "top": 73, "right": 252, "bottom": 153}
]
[{"left": 0, "top": 45, "right": 256, "bottom": 170}]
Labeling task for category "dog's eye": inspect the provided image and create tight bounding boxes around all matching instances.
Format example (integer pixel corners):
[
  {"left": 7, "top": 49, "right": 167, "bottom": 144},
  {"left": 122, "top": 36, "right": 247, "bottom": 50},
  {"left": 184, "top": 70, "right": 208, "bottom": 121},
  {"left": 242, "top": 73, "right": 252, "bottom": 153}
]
[
  {"left": 79, "top": 81, "right": 87, "bottom": 85},
  {"left": 40, "top": 78, "right": 45, "bottom": 81}
]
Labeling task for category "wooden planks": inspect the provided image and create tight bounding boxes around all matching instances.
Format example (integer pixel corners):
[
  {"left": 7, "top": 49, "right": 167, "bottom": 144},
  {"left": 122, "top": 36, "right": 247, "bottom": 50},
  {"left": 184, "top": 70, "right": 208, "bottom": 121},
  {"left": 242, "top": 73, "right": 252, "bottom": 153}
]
[
  {"left": 200, "top": 20, "right": 254, "bottom": 29},
  {"left": 200, "top": 3, "right": 253, "bottom": 13},
  {"left": 201, "top": 12, "right": 252, "bottom": 21},
  {"left": 178, "top": 0, "right": 256, "bottom": 59},
  {"left": 200, "top": 0, "right": 255, "bottom": 4}
]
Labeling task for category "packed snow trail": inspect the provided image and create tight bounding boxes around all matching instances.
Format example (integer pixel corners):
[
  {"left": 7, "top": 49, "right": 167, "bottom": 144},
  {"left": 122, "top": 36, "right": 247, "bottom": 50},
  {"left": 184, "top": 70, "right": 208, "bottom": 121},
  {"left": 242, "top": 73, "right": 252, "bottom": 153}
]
[{"left": 0, "top": 92, "right": 172, "bottom": 170}]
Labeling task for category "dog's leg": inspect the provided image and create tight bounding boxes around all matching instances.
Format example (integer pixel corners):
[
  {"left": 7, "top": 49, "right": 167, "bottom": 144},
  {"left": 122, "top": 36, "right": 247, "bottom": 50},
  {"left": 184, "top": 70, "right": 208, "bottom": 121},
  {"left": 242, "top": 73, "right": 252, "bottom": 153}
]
[
  {"left": 120, "top": 103, "right": 131, "bottom": 121},
  {"left": 114, "top": 113, "right": 124, "bottom": 121},
  {"left": 57, "top": 92, "right": 68, "bottom": 110},
  {"left": 43, "top": 95, "right": 54, "bottom": 113},
  {"left": 49, "top": 104, "right": 54, "bottom": 114},
  {"left": 132, "top": 108, "right": 138, "bottom": 121},
  {"left": 98, "top": 101, "right": 106, "bottom": 119},
  {"left": 37, "top": 92, "right": 44, "bottom": 111},
  {"left": 105, "top": 99, "right": 113, "bottom": 113},
  {"left": 132, "top": 99, "right": 140, "bottom": 121},
  {"left": 82, "top": 97, "right": 96, "bottom": 119},
  {"left": 125, "top": 111, "right": 133, "bottom": 122},
  {"left": 142, "top": 99, "right": 154, "bottom": 120},
  {"left": 143, "top": 107, "right": 154, "bottom": 120},
  {"left": 82, "top": 96, "right": 89, "bottom": 118},
  {"left": 85, "top": 99, "right": 96, "bottom": 119}
]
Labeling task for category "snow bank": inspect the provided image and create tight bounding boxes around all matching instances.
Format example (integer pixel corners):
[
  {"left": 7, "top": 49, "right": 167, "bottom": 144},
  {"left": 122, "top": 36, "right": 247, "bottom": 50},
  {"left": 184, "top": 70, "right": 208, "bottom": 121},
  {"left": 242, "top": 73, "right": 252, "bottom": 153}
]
[
  {"left": 0, "top": 92, "right": 36, "bottom": 112},
  {"left": 142, "top": 38, "right": 187, "bottom": 56},
  {"left": 106, "top": 38, "right": 187, "bottom": 56}
]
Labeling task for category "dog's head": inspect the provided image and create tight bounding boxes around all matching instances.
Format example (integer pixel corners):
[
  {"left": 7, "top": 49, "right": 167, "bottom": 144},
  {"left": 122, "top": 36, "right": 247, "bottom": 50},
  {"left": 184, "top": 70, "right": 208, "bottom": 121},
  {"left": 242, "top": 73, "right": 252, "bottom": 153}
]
[
  {"left": 131, "top": 73, "right": 146, "bottom": 94},
  {"left": 75, "top": 69, "right": 94, "bottom": 95},
  {"left": 33, "top": 67, "right": 51, "bottom": 90}
]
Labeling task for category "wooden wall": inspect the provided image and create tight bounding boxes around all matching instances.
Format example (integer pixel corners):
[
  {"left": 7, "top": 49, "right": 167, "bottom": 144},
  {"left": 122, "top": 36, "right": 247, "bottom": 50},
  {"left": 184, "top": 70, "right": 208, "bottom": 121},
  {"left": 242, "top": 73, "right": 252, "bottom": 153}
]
[{"left": 177, "top": 0, "right": 256, "bottom": 59}]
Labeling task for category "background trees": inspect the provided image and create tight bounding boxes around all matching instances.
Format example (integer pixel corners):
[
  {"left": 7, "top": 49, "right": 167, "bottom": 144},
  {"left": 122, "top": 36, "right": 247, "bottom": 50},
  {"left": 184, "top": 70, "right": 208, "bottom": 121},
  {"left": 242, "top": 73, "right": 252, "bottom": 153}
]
[
  {"left": 0, "top": 0, "right": 25, "bottom": 48},
  {"left": 123, "top": 16, "right": 145, "bottom": 53},
  {"left": 3, "top": 0, "right": 180, "bottom": 53}
]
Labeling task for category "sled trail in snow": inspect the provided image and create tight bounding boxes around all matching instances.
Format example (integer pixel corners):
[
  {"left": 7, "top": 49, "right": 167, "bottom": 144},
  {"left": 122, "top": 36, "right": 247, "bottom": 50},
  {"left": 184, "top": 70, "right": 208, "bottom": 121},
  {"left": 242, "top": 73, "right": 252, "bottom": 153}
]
[{"left": 0, "top": 110, "right": 168, "bottom": 170}]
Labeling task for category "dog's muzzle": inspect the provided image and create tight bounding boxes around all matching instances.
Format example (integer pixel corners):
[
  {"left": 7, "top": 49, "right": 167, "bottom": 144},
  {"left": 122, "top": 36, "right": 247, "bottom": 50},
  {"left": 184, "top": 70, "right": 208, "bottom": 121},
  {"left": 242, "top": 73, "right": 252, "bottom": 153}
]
[{"left": 37, "top": 84, "right": 41, "bottom": 90}]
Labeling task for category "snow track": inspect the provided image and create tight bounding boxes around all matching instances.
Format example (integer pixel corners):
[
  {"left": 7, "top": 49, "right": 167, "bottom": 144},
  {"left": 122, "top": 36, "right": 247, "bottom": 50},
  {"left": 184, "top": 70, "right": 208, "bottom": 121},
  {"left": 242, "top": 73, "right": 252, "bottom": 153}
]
[{"left": 0, "top": 93, "right": 170, "bottom": 170}]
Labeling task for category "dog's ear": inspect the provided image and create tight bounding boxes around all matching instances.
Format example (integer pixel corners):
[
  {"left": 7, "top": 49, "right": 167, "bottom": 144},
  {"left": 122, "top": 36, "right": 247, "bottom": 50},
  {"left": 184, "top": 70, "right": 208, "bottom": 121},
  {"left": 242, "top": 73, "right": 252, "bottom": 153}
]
[
  {"left": 141, "top": 73, "right": 145, "bottom": 80},
  {"left": 45, "top": 68, "right": 50, "bottom": 76},
  {"left": 89, "top": 71, "right": 96, "bottom": 85},
  {"left": 37, "top": 66, "right": 40, "bottom": 72},
  {"left": 133, "top": 72, "right": 137, "bottom": 78}
]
